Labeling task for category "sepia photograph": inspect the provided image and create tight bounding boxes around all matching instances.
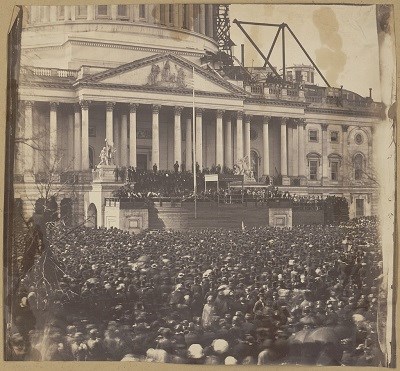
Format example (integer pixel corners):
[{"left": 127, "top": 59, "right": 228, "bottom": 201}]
[{"left": 3, "top": 2, "right": 397, "bottom": 367}]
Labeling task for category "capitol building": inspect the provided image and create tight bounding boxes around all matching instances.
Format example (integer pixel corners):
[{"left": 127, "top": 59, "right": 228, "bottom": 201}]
[{"left": 15, "top": 4, "right": 382, "bottom": 223}]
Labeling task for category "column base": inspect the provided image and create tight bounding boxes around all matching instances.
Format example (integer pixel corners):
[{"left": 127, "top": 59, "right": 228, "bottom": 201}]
[
  {"left": 23, "top": 173, "right": 35, "bottom": 183},
  {"left": 299, "top": 176, "right": 307, "bottom": 186},
  {"left": 282, "top": 176, "right": 290, "bottom": 186}
]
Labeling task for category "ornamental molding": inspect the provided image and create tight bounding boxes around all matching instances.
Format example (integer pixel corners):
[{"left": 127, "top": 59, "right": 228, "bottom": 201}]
[{"left": 77, "top": 53, "right": 245, "bottom": 96}]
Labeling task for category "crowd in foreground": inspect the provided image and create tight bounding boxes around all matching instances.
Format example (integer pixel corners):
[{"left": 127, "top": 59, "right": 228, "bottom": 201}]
[{"left": 8, "top": 217, "right": 384, "bottom": 365}]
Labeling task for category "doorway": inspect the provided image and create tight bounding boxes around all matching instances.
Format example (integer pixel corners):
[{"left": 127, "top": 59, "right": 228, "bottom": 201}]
[
  {"left": 137, "top": 154, "right": 148, "bottom": 170},
  {"left": 355, "top": 199, "right": 364, "bottom": 217},
  {"left": 251, "top": 150, "right": 260, "bottom": 181}
]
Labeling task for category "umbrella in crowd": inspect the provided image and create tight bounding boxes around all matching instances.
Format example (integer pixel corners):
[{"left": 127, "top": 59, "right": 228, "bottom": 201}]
[{"left": 6, "top": 216, "right": 385, "bottom": 366}]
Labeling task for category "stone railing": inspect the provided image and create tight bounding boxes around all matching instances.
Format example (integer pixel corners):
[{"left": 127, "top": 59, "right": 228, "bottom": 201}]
[{"left": 21, "top": 67, "right": 79, "bottom": 79}]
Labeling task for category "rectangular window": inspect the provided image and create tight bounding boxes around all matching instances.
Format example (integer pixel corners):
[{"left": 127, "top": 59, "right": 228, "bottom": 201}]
[
  {"left": 139, "top": 4, "right": 146, "bottom": 19},
  {"left": 117, "top": 5, "right": 128, "bottom": 18},
  {"left": 160, "top": 5, "right": 165, "bottom": 25},
  {"left": 309, "top": 130, "right": 318, "bottom": 142},
  {"left": 331, "top": 161, "right": 339, "bottom": 181},
  {"left": 97, "top": 5, "right": 109, "bottom": 17},
  {"left": 330, "top": 131, "right": 339, "bottom": 143},
  {"left": 309, "top": 160, "right": 318, "bottom": 180},
  {"left": 76, "top": 5, "right": 87, "bottom": 18}
]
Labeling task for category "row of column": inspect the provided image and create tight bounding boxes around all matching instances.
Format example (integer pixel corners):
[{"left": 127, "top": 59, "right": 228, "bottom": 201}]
[
  {"left": 22, "top": 100, "right": 310, "bottom": 178},
  {"left": 29, "top": 5, "right": 214, "bottom": 39}
]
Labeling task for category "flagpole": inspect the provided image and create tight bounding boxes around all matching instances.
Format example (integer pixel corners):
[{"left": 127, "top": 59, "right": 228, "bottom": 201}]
[{"left": 192, "top": 66, "right": 197, "bottom": 219}]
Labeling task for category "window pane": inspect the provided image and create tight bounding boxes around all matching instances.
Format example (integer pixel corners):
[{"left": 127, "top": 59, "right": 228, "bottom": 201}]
[
  {"left": 331, "top": 162, "right": 338, "bottom": 181},
  {"left": 330, "top": 131, "right": 339, "bottom": 142},
  {"left": 139, "top": 5, "right": 146, "bottom": 18},
  {"left": 118, "top": 5, "right": 127, "bottom": 16},
  {"left": 98, "top": 5, "right": 108, "bottom": 16},
  {"left": 309, "top": 130, "right": 318, "bottom": 142},
  {"left": 310, "top": 160, "right": 317, "bottom": 180}
]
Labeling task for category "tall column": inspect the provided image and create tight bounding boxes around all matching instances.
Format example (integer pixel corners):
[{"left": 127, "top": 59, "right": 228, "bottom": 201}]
[
  {"left": 236, "top": 111, "right": 243, "bottom": 161},
  {"left": 152, "top": 105, "right": 160, "bottom": 169},
  {"left": 74, "top": 103, "right": 82, "bottom": 170},
  {"left": 154, "top": 4, "right": 161, "bottom": 24},
  {"left": 298, "top": 119, "right": 306, "bottom": 180},
  {"left": 185, "top": 117, "right": 192, "bottom": 171},
  {"left": 199, "top": 4, "right": 206, "bottom": 34},
  {"left": 174, "top": 106, "right": 183, "bottom": 166},
  {"left": 120, "top": 112, "right": 128, "bottom": 167},
  {"left": 24, "top": 101, "right": 34, "bottom": 175},
  {"left": 67, "top": 111, "right": 74, "bottom": 166},
  {"left": 64, "top": 6, "right": 71, "bottom": 21},
  {"left": 263, "top": 116, "right": 270, "bottom": 176},
  {"left": 114, "top": 114, "right": 120, "bottom": 165},
  {"left": 280, "top": 117, "right": 288, "bottom": 176},
  {"left": 216, "top": 109, "right": 224, "bottom": 167},
  {"left": 321, "top": 123, "right": 329, "bottom": 183},
  {"left": 129, "top": 104, "right": 138, "bottom": 168},
  {"left": 342, "top": 125, "right": 349, "bottom": 185},
  {"left": 132, "top": 5, "right": 139, "bottom": 22},
  {"left": 49, "top": 102, "right": 58, "bottom": 167},
  {"left": 106, "top": 102, "right": 115, "bottom": 146},
  {"left": 206, "top": 4, "right": 214, "bottom": 38},
  {"left": 111, "top": 5, "right": 118, "bottom": 20},
  {"left": 178, "top": 4, "right": 183, "bottom": 28},
  {"left": 188, "top": 4, "right": 194, "bottom": 31},
  {"left": 292, "top": 122, "right": 299, "bottom": 176},
  {"left": 244, "top": 114, "right": 251, "bottom": 161},
  {"left": 224, "top": 114, "right": 232, "bottom": 169},
  {"left": 195, "top": 108, "right": 203, "bottom": 170},
  {"left": 287, "top": 123, "right": 293, "bottom": 176},
  {"left": 173, "top": 4, "right": 179, "bottom": 27},
  {"left": 80, "top": 100, "right": 89, "bottom": 170},
  {"left": 87, "top": 5, "right": 95, "bottom": 20},
  {"left": 49, "top": 6, "right": 57, "bottom": 22}
]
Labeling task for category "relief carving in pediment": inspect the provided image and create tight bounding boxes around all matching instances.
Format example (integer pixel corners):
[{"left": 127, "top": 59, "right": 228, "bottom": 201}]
[{"left": 147, "top": 60, "right": 187, "bottom": 88}]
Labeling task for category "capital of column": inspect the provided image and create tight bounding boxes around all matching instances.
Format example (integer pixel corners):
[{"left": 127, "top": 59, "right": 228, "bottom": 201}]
[
  {"left": 80, "top": 100, "right": 90, "bottom": 110},
  {"left": 129, "top": 103, "right": 139, "bottom": 113},
  {"left": 297, "top": 118, "right": 307, "bottom": 128},
  {"left": 216, "top": 109, "right": 225, "bottom": 119},
  {"left": 263, "top": 116, "right": 272, "bottom": 124},
  {"left": 106, "top": 101, "right": 115, "bottom": 112},
  {"left": 244, "top": 114, "right": 252, "bottom": 123},
  {"left": 152, "top": 104, "right": 161, "bottom": 114},
  {"left": 195, "top": 108, "right": 204, "bottom": 117},
  {"left": 236, "top": 111, "right": 244, "bottom": 120},
  {"left": 174, "top": 106, "right": 184, "bottom": 116},
  {"left": 342, "top": 124, "right": 349, "bottom": 132},
  {"left": 321, "top": 123, "right": 329, "bottom": 131},
  {"left": 24, "top": 100, "right": 34, "bottom": 109},
  {"left": 281, "top": 117, "right": 289, "bottom": 125},
  {"left": 50, "top": 101, "right": 59, "bottom": 111}
]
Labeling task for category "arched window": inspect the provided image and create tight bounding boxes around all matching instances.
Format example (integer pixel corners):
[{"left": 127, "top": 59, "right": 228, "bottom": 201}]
[{"left": 353, "top": 153, "right": 364, "bottom": 180}]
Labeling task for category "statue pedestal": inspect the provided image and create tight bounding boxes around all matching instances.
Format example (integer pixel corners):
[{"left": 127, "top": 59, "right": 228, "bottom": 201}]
[{"left": 93, "top": 165, "right": 116, "bottom": 183}]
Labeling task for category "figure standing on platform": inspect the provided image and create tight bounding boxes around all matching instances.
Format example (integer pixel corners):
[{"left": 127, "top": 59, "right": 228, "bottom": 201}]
[
  {"left": 174, "top": 161, "right": 179, "bottom": 173},
  {"left": 153, "top": 163, "right": 158, "bottom": 173}
]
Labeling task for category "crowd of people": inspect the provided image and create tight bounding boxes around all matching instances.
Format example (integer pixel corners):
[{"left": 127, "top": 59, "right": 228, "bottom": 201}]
[{"left": 8, "top": 216, "right": 384, "bottom": 365}]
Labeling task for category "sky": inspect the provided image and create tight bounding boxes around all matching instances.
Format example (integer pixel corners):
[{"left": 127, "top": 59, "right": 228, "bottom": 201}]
[{"left": 229, "top": 4, "right": 381, "bottom": 100}]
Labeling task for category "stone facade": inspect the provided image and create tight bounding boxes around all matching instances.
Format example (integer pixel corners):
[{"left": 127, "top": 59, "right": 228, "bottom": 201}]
[{"left": 14, "top": 5, "right": 382, "bottom": 222}]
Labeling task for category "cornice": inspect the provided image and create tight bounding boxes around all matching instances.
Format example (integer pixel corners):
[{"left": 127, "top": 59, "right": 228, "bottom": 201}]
[{"left": 305, "top": 106, "right": 381, "bottom": 118}]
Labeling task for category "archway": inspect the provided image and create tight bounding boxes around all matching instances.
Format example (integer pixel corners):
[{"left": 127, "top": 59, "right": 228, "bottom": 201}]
[
  {"left": 251, "top": 150, "right": 260, "bottom": 181},
  {"left": 86, "top": 203, "right": 97, "bottom": 228}
]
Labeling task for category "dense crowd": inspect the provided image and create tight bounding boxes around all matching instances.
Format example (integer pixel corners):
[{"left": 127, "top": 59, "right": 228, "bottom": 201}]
[{"left": 8, "top": 217, "right": 384, "bottom": 365}]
